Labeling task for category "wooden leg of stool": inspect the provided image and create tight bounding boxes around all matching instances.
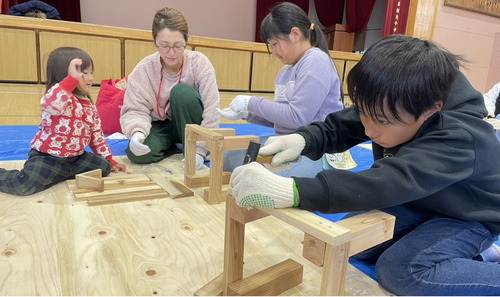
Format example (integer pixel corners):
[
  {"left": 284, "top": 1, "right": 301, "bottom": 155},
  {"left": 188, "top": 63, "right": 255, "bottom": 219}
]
[
  {"left": 184, "top": 125, "right": 197, "bottom": 179},
  {"left": 222, "top": 196, "right": 245, "bottom": 295},
  {"left": 320, "top": 242, "right": 350, "bottom": 296},
  {"left": 207, "top": 138, "right": 224, "bottom": 204}
]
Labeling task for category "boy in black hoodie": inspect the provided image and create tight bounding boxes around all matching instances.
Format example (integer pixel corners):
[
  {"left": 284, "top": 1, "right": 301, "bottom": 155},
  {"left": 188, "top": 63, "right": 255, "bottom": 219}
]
[{"left": 229, "top": 35, "right": 500, "bottom": 295}]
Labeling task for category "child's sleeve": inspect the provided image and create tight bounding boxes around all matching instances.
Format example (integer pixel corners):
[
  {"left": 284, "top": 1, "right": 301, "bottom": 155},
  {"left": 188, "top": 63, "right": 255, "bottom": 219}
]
[
  {"left": 41, "top": 75, "right": 79, "bottom": 115},
  {"left": 88, "top": 104, "right": 118, "bottom": 167}
]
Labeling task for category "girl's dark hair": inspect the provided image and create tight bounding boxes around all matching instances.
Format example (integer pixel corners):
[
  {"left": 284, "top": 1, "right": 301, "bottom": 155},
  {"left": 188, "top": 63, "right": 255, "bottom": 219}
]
[
  {"left": 152, "top": 7, "right": 189, "bottom": 43},
  {"left": 260, "top": 2, "right": 329, "bottom": 56},
  {"left": 45, "top": 47, "right": 94, "bottom": 97},
  {"left": 347, "top": 34, "right": 463, "bottom": 122}
]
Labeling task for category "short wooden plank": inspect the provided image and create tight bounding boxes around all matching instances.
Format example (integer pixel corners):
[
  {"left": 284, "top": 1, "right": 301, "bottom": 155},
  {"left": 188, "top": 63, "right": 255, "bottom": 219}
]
[
  {"left": 302, "top": 210, "right": 395, "bottom": 266},
  {"left": 184, "top": 172, "right": 231, "bottom": 188},
  {"left": 222, "top": 135, "right": 260, "bottom": 151},
  {"left": 75, "top": 169, "right": 103, "bottom": 191},
  {"left": 226, "top": 259, "right": 303, "bottom": 296},
  {"left": 169, "top": 179, "right": 194, "bottom": 199},
  {"left": 75, "top": 175, "right": 103, "bottom": 192},
  {"left": 148, "top": 173, "right": 194, "bottom": 199},
  {"left": 336, "top": 210, "right": 395, "bottom": 257},
  {"left": 87, "top": 192, "right": 170, "bottom": 206},
  {"left": 74, "top": 184, "right": 163, "bottom": 201},
  {"left": 258, "top": 207, "right": 351, "bottom": 246},
  {"left": 67, "top": 174, "right": 150, "bottom": 188},
  {"left": 78, "top": 169, "right": 102, "bottom": 178},
  {"left": 185, "top": 124, "right": 224, "bottom": 141},
  {"left": 69, "top": 177, "right": 155, "bottom": 194},
  {"left": 209, "top": 128, "right": 235, "bottom": 136}
]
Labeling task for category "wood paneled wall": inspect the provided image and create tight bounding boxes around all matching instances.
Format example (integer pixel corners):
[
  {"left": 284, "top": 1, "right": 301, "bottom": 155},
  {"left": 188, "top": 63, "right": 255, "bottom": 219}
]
[{"left": 0, "top": 14, "right": 361, "bottom": 94}]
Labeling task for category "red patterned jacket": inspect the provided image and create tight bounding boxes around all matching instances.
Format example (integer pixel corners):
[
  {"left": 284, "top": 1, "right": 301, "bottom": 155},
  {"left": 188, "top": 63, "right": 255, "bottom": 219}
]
[{"left": 30, "top": 75, "right": 117, "bottom": 167}]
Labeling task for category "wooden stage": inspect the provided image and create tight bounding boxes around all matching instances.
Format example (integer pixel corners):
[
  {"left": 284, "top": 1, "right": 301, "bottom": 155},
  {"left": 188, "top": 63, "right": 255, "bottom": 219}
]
[{"left": 0, "top": 154, "right": 392, "bottom": 295}]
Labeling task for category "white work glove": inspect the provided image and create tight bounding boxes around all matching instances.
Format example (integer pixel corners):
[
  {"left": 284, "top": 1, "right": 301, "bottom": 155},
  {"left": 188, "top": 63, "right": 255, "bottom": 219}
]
[
  {"left": 129, "top": 132, "right": 151, "bottom": 156},
  {"left": 230, "top": 162, "right": 298, "bottom": 209},
  {"left": 195, "top": 154, "right": 205, "bottom": 170},
  {"left": 229, "top": 95, "right": 252, "bottom": 112},
  {"left": 217, "top": 107, "right": 249, "bottom": 121},
  {"left": 259, "top": 133, "right": 306, "bottom": 167}
]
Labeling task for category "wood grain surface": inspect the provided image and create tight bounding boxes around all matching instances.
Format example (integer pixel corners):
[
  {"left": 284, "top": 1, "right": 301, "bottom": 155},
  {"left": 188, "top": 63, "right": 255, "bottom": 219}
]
[{"left": 0, "top": 155, "right": 392, "bottom": 296}]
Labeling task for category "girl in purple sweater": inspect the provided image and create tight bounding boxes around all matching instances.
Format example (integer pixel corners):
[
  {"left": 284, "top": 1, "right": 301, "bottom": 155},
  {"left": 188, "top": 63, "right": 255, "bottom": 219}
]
[{"left": 219, "top": 2, "right": 344, "bottom": 177}]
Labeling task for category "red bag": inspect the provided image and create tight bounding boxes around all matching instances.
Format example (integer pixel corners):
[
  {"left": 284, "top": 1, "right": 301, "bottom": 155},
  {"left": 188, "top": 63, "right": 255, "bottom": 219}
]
[{"left": 96, "top": 78, "right": 127, "bottom": 135}]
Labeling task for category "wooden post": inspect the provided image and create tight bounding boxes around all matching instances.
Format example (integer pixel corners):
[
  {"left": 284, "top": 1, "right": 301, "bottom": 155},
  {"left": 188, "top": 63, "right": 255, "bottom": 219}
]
[
  {"left": 222, "top": 196, "right": 245, "bottom": 295},
  {"left": 195, "top": 196, "right": 396, "bottom": 296},
  {"left": 183, "top": 124, "right": 259, "bottom": 204}
]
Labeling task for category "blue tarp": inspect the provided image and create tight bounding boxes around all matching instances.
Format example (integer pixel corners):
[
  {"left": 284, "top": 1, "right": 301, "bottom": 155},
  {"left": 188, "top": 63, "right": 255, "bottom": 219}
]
[{"left": 0, "top": 124, "right": 276, "bottom": 161}]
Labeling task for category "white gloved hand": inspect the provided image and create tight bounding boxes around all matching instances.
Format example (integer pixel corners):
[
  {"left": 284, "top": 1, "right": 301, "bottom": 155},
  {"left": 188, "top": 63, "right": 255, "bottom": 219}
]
[
  {"left": 259, "top": 133, "right": 306, "bottom": 167},
  {"left": 229, "top": 95, "right": 252, "bottom": 112},
  {"left": 129, "top": 132, "right": 151, "bottom": 156},
  {"left": 230, "top": 162, "right": 298, "bottom": 209},
  {"left": 217, "top": 107, "right": 249, "bottom": 121},
  {"left": 195, "top": 154, "right": 205, "bottom": 170}
]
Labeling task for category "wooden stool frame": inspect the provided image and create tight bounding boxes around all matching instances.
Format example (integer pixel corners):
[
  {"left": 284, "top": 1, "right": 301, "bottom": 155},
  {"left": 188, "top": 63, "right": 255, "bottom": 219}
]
[
  {"left": 196, "top": 196, "right": 395, "bottom": 296},
  {"left": 184, "top": 124, "right": 259, "bottom": 204}
]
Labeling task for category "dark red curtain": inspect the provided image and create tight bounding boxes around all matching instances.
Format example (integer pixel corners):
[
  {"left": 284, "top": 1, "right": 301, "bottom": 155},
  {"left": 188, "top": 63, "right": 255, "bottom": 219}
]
[
  {"left": 345, "top": 0, "right": 377, "bottom": 34},
  {"left": 2, "top": 0, "right": 80, "bottom": 22},
  {"left": 382, "top": 0, "right": 410, "bottom": 37},
  {"left": 314, "top": 0, "right": 344, "bottom": 29},
  {"left": 255, "top": 0, "right": 309, "bottom": 42}
]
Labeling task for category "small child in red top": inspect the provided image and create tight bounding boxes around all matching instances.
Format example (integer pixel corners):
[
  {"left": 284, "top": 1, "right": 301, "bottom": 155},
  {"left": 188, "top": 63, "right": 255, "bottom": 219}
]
[{"left": 0, "top": 47, "right": 126, "bottom": 196}]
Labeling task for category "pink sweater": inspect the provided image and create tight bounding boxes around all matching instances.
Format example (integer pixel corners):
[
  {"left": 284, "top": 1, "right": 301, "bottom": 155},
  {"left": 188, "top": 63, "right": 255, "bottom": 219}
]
[
  {"left": 30, "top": 75, "right": 117, "bottom": 167},
  {"left": 120, "top": 50, "right": 220, "bottom": 156}
]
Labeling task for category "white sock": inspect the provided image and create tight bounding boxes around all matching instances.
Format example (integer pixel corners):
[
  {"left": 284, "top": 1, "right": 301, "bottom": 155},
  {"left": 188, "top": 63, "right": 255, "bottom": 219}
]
[{"left": 480, "top": 244, "right": 500, "bottom": 262}]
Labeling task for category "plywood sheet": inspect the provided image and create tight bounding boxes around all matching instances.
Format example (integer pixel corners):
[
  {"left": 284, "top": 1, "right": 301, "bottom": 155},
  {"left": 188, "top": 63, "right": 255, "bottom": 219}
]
[{"left": 0, "top": 155, "right": 392, "bottom": 296}]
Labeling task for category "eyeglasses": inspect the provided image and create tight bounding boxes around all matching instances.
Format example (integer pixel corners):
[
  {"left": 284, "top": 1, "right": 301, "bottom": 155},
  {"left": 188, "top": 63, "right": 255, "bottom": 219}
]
[{"left": 156, "top": 44, "right": 186, "bottom": 53}]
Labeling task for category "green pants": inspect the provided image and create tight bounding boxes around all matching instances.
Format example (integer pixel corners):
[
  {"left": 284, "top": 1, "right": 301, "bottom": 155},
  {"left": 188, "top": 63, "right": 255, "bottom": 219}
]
[{"left": 126, "top": 84, "right": 204, "bottom": 164}]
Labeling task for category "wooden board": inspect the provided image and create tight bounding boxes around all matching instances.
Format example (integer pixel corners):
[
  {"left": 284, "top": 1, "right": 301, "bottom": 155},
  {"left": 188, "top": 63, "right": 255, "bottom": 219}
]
[
  {"left": 147, "top": 173, "right": 194, "bottom": 199},
  {"left": 67, "top": 172, "right": 196, "bottom": 205},
  {"left": 67, "top": 173, "right": 168, "bottom": 205},
  {"left": 0, "top": 155, "right": 392, "bottom": 296}
]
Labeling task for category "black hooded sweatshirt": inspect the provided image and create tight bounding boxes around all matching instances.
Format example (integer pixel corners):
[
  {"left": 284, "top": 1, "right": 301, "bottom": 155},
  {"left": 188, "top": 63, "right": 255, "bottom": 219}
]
[{"left": 294, "top": 72, "right": 500, "bottom": 235}]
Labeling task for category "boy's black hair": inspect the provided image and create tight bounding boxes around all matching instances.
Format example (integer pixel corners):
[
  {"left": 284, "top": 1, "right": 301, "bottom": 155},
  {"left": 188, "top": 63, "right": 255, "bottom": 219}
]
[
  {"left": 347, "top": 34, "right": 464, "bottom": 122},
  {"left": 46, "top": 47, "right": 94, "bottom": 96}
]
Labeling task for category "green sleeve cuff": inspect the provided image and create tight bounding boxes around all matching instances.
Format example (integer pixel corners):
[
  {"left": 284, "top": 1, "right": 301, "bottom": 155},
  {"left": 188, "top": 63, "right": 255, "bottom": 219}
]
[{"left": 292, "top": 180, "right": 299, "bottom": 207}]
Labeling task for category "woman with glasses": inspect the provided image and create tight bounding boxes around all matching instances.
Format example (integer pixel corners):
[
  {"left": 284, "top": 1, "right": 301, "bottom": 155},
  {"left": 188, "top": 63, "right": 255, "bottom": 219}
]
[{"left": 120, "top": 7, "right": 220, "bottom": 169}]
